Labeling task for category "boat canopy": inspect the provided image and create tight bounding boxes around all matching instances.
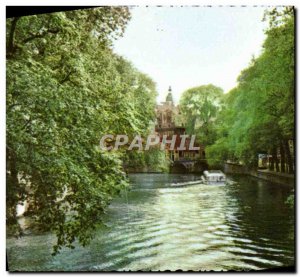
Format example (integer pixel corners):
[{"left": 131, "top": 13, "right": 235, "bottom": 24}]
[{"left": 203, "top": 170, "right": 226, "bottom": 181}]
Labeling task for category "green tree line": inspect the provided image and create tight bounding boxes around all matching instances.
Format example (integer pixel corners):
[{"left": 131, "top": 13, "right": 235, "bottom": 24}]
[
  {"left": 123, "top": 147, "right": 170, "bottom": 173},
  {"left": 206, "top": 7, "right": 294, "bottom": 172},
  {"left": 6, "top": 8, "right": 159, "bottom": 253}
]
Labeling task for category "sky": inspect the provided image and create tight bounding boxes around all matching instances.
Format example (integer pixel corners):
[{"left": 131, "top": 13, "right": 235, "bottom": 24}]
[{"left": 113, "top": 6, "right": 267, "bottom": 104}]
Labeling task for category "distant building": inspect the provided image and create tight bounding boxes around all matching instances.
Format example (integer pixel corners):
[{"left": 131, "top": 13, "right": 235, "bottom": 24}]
[
  {"left": 156, "top": 86, "right": 179, "bottom": 130},
  {"left": 155, "top": 86, "right": 205, "bottom": 162}
]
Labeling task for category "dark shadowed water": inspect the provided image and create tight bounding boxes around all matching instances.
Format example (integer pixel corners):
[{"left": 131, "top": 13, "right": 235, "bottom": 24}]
[{"left": 7, "top": 174, "right": 294, "bottom": 271}]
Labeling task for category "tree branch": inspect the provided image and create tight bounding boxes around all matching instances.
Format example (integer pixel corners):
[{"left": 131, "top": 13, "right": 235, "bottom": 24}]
[
  {"left": 7, "top": 17, "right": 20, "bottom": 57},
  {"left": 22, "top": 28, "right": 59, "bottom": 44},
  {"left": 60, "top": 70, "right": 75, "bottom": 85}
]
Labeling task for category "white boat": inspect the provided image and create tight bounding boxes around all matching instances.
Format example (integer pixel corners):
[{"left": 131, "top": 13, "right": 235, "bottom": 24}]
[{"left": 203, "top": 170, "right": 226, "bottom": 184}]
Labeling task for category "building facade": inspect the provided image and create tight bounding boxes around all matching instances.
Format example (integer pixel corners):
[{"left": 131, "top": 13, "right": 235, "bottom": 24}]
[{"left": 155, "top": 86, "right": 205, "bottom": 163}]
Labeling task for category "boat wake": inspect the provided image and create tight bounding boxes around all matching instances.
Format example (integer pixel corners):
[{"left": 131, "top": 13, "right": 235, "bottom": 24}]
[{"left": 170, "top": 179, "right": 204, "bottom": 188}]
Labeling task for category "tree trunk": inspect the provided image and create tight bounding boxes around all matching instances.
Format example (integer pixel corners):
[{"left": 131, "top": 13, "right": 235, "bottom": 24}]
[
  {"left": 284, "top": 140, "right": 294, "bottom": 174},
  {"left": 272, "top": 146, "right": 279, "bottom": 172},
  {"left": 6, "top": 147, "right": 19, "bottom": 224},
  {"left": 7, "top": 17, "right": 20, "bottom": 57},
  {"left": 268, "top": 150, "right": 274, "bottom": 168},
  {"left": 269, "top": 156, "right": 274, "bottom": 171},
  {"left": 280, "top": 141, "right": 285, "bottom": 173}
]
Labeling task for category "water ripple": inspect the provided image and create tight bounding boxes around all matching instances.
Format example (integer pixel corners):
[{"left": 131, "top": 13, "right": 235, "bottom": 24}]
[{"left": 6, "top": 174, "right": 294, "bottom": 271}]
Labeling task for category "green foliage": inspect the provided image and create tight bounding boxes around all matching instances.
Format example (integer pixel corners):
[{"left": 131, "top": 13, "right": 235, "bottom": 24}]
[
  {"left": 6, "top": 8, "right": 157, "bottom": 254},
  {"left": 179, "top": 84, "right": 224, "bottom": 146},
  {"left": 285, "top": 191, "right": 294, "bottom": 207},
  {"left": 206, "top": 138, "right": 230, "bottom": 168},
  {"left": 144, "top": 147, "right": 170, "bottom": 172},
  {"left": 123, "top": 147, "right": 170, "bottom": 173},
  {"left": 206, "top": 7, "right": 294, "bottom": 169}
]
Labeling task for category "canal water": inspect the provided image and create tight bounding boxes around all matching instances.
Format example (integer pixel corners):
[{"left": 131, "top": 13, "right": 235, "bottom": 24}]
[{"left": 7, "top": 174, "right": 294, "bottom": 271}]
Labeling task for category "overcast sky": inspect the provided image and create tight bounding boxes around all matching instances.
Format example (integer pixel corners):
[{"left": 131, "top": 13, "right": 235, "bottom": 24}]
[{"left": 113, "top": 6, "right": 267, "bottom": 104}]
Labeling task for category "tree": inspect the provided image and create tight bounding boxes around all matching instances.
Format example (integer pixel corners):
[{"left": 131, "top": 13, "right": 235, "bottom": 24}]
[
  {"left": 6, "top": 7, "right": 158, "bottom": 254},
  {"left": 261, "top": 7, "right": 295, "bottom": 173},
  {"left": 206, "top": 7, "right": 294, "bottom": 171},
  {"left": 179, "top": 84, "right": 224, "bottom": 146},
  {"left": 123, "top": 147, "right": 170, "bottom": 173}
]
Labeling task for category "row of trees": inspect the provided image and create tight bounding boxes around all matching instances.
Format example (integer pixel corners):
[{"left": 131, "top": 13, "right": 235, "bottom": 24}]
[
  {"left": 206, "top": 7, "right": 294, "bottom": 173},
  {"left": 6, "top": 8, "right": 158, "bottom": 253},
  {"left": 177, "top": 8, "right": 294, "bottom": 174}
]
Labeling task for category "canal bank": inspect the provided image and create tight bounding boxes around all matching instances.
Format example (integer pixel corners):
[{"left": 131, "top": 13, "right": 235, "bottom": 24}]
[{"left": 224, "top": 162, "right": 294, "bottom": 186}]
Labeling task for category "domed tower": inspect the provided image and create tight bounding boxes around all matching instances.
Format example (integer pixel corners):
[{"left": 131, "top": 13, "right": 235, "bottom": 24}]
[{"left": 166, "top": 86, "right": 174, "bottom": 105}]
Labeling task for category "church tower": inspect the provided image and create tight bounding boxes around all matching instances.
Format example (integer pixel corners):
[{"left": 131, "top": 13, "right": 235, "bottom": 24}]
[{"left": 166, "top": 86, "right": 174, "bottom": 105}]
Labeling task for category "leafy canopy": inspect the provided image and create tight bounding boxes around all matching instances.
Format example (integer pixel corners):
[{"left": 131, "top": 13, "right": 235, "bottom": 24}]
[
  {"left": 206, "top": 7, "right": 294, "bottom": 168},
  {"left": 6, "top": 7, "right": 158, "bottom": 254},
  {"left": 179, "top": 84, "right": 223, "bottom": 146}
]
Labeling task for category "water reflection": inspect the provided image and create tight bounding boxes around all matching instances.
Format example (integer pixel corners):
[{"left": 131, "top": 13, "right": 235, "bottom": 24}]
[{"left": 7, "top": 174, "right": 294, "bottom": 271}]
